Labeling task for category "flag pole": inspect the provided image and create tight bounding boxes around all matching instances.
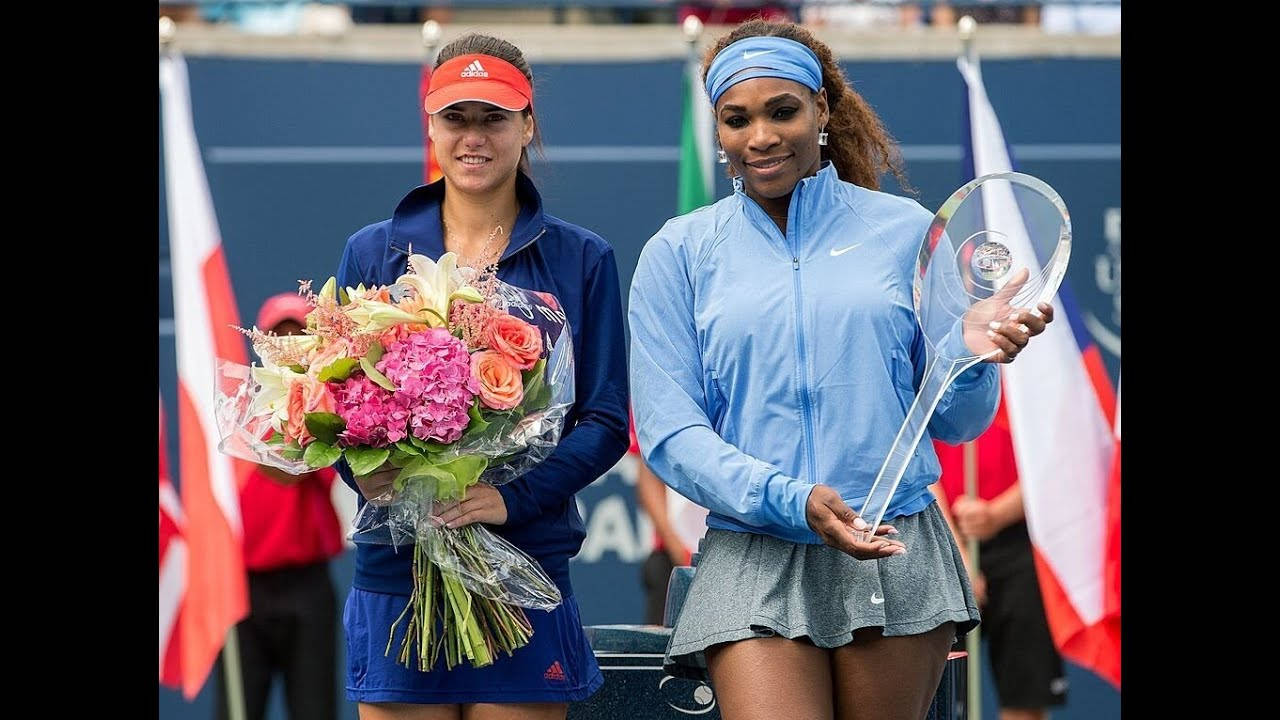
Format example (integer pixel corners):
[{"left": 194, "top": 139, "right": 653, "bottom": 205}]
[
  {"left": 957, "top": 18, "right": 984, "bottom": 720},
  {"left": 160, "top": 17, "right": 247, "bottom": 720},
  {"left": 958, "top": 18, "right": 982, "bottom": 720},
  {"left": 422, "top": 19, "right": 442, "bottom": 62},
  {"left": 221, "top": 628, "right": 248, "bottom": 720},
  {"left": 682, "top": 14, "right": 702, "bottom": 52},
  {"left": 159, "top": 16, "right": 175, "bottom": 55},
  {"left": 960, "top": 14, "right": 977, "bottom": 66},
  {"left": 680, "top": 14, "right": 713, "bottom": 207},
  {"left": 420, "top": 20, "right": 442, "bottom": 185}
]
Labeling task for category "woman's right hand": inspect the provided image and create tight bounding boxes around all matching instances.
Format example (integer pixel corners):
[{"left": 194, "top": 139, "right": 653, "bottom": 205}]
[
  {"left": 805, "top": 485, "right": 906, "bottom": 560},
  {"left": 354, "top": 465, "right": 399, "bottom": 506}
]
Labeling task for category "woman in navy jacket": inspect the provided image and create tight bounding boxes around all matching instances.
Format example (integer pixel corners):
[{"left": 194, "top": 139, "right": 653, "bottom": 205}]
[{"left": 334, "top": 33, "right": 629, "bottom": 720}]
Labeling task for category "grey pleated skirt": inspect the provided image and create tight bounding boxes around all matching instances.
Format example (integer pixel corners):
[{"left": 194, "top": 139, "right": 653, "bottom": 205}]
[{"left": 664, "top": 501, "right": 981, "bottom": 680}]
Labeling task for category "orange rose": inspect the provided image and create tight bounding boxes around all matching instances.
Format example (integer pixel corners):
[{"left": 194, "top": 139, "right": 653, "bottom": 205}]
[
  {"left": 285, "top": 376, "right": 337, "bottom": 445},
  {"left": 378, "top": 323, "right": 430, "bottom": 348},
  {"left": 471, "top": 350, "right": 524, "bottom": 411},
  {"left": 484, "top": 314, "right": 543, "bottom": 370}
]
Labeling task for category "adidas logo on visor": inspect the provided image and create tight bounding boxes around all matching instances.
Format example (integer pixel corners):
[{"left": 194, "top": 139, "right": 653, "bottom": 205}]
[{"left": 460, "top": 60, "right": 488, "bottom": 78}]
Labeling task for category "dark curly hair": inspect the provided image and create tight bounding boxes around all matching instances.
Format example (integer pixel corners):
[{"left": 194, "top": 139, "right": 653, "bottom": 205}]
[{"left": 702, "top": 20, "right": 912, "bottom": 194}]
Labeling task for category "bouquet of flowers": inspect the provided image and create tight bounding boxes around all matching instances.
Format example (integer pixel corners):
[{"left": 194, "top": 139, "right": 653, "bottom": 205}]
[{"left": 215, "top": 251, "right": 574, "bottom": 671}]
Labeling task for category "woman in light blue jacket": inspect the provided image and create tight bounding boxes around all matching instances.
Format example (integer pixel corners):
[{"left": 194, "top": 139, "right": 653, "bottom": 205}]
[{"left": 628, "top": 20, "right": 1054, "bottom": 720}]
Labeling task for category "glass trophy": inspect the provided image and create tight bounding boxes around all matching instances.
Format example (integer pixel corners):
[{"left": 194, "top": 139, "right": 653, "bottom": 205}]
[{"left": 854, "top": 172, "right": 1072, "bottom": 541}]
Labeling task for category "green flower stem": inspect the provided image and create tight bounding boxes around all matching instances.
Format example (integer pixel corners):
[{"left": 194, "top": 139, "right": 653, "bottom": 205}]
[{"left": 383, "top": 523, "right": 538, "bottom": 672}]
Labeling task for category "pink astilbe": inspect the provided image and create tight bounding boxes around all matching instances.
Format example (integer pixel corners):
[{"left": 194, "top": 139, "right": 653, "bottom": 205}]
[
  {"left": 377, "top": 328, "right": 479, "bottom": 445},
  {"left": 448, "top": 259, "right": 504, "bottom": 352},
  {"left": 449, "top": 299, "right": 503, "bottom": 352},
  {"left": 237, "top": 326, "right": 313, "bottom": 368}
]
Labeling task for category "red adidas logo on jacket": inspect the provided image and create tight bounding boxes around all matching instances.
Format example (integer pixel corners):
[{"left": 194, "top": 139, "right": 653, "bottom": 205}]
[{"left": 543, "top": 660, "right": 566, "bottom": 681}]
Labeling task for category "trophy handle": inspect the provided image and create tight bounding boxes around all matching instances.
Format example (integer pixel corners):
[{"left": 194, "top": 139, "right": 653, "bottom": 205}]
[{"left": 853, "top": 351, "right": 991, "bottom": 540}]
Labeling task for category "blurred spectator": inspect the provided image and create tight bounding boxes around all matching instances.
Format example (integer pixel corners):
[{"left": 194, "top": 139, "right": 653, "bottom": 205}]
[
  {"left": 630, "top": 416, "right": 708, "bottom": 626},
  {"left": 212, "top": 293, "right": 345, "bottom": 720},
  {"left": 192, "top": 1, "right": 351, "bottom": 35},
  {"left": 1041, "top": 2, "right": 1121, "bottom": 34},
  {"left": 931, "top": 404, "right": 1069, "bottom": 720},
  {"left": 678, "top": 2, "right": 794, "bottom": 25},
  {"left": 928, "top": 2, "right": 1046, "bottom": 27},
  {"left": 802, "top": 0, "right": 917, "bottom": 29}
]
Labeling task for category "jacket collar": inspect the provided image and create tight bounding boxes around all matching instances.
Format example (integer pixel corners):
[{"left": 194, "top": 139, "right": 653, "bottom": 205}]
[{"left": 387, "top": 171, "right": 548, "bottom": 262}]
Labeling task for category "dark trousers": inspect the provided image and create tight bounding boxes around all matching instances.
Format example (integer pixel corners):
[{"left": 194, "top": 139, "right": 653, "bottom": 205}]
[
  {"left": 214, "top": 560, "right": 337, "bottom": 720},
  {"left": 641, "top": 549, "right": 677, "bottom": 626}
]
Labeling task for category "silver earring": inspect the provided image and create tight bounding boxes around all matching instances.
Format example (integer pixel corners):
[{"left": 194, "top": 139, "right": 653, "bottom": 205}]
[
  {"left": 818, "top": 131, "right": 829, "bottom": 146},
  {"left": 717, "top": 149, "right": 728, "bottom": 164}
]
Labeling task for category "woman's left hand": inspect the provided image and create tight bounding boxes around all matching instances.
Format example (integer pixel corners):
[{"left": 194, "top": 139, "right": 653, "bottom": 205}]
[
  {"left": 977, "top": 302, "right": 1054, "bottom": 363},
  {"left": 433, "top": 483, "right": 509, "bottom": 528}
]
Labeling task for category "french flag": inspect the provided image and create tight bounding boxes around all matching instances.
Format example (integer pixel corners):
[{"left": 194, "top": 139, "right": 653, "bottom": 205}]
[
  {"left": 161, "top": 51, "right": 251, "bottom": 699},
  {"left": 958, "top": 52, "right": 1120, "bottom": 687}
]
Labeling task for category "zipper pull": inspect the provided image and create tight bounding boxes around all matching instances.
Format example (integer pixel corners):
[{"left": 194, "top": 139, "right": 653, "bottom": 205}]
[{"left": 792, "top": 257, "right": 800, "bottom": 271}]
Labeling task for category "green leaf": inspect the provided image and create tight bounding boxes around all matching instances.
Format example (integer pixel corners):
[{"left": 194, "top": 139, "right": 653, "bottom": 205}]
[
  {"left": 280, "top": 442, "right": 305, "bottom": 461},
  {"left": 288, "top": 364, "right": 307, "bottom": 374},
  {"left": 304, "top": 412, "right": 346, "bottom": 446},
  {"left": 343, "top": 446, "right": 391, "bottom": 476},
  {"left": 460, "top": 410, "right": 514, "bottom": 445},
  {"left": 529, "top": 377, "right": 552, "bottom": 411},
  {"left": 316, "top": 357, "right": 359, "bottom": 382},
  {"left": 519, "top": 359, "right": 548, "bottom": 411},
  {"left": 303, "top": 441, "right": 342, "bottom": 468},
  {"left": 364, "top": 341, "right": 384, "bottom": 365},
  {"left": 338, "top": 286, "right": 350, "bottom": 305},
  {"left": 264, "top": 433, "right": 285, "bottom": 446},
  {"left": 467, "top": 399, "right": 490, "bottom": 433},
  {"left": 517, "top": 358, "right": 552, "bottom": 414},
  {"left": 392, "top": 454, "right": 488, "bottom": 501},
  {"left": 360, "top": 356, "right": 396, "bottom": 391},
  {"left": 408, "top": 434, "right": 449, "bottom": 454},
  {"left": 521, "top": 358, "right": 547, "bottom": 387},
  {"left": 389, "top": 442, "right": 420, "bottom": 467},
  {"left": 392, "top": 456, "right": 441, "bottom": 494}
]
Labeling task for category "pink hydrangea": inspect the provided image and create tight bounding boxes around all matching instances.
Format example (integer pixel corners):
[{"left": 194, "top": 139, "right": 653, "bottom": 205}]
[
  {"left": 330, "top": 375, "right": 406, "bottom": 447},
  {"left": 377, "top": 328, "right": 479, "bottom": 445}
]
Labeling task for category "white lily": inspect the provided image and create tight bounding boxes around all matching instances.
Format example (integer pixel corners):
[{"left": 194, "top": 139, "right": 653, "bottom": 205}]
[
  {"left": 396, "top": 252, "right": 484, "bottom": 326},
  {"left": 249, "top": 355, "right": 307, "bottom": 427},
  {"left": 344, "top": 296, "right": 426, "bottom": 332},
  {"left": 318, "top": 276, "right": 338, "bottom": 302}
]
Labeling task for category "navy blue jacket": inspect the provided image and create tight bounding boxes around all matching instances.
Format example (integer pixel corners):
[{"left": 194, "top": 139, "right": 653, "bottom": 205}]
[{"left": 335, "top": 173, "right": 630, "bottom": 595}]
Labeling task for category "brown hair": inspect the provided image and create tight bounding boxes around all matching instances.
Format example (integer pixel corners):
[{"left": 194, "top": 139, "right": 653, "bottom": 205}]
[
  {"left": 702, "top": 20, "right": 912, "bottom": 194},
  {"left": 435, "top": 33, "right": 544, "bottom": 176}
]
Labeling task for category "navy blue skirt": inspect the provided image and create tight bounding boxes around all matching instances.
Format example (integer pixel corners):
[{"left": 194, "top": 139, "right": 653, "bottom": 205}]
[{"left": 344, "top": 586, "right": 604, "bottom": 704}]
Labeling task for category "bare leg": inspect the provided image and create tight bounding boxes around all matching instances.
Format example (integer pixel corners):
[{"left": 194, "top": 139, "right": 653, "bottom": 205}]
[
  {"left": 1001, "top": 710, "right": 1049, "bottom": 720},
  {"left": 464, "top": 702, "right": 568, "bottom": 720},
  {"left": 706, "top": 636, "right": 835, "bottom": 720},
  {"left": 358, "top": 703, "right": 461, "bottom": 720},
  {"left": 831, "top": 623, "right": 956, "bottom": 720}
]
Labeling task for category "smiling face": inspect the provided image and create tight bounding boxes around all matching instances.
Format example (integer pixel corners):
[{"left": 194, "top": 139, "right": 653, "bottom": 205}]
[
  {"left": 715, "top": 76, "right": 829, "bottom": 213},
  {"left": 428, "top": 101, "right": 536, "bottom": 195}
]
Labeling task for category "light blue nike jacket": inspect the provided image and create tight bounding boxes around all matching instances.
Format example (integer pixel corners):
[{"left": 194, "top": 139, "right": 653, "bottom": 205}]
[{"left": 628, "top": 163, "right": 1000, "bottom": 544}]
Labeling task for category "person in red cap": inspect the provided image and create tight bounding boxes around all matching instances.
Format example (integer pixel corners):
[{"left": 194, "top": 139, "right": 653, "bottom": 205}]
[
  {"left": 214, "top": 292, "right": 345, "bottom": 720},
  {"left": 333, "top": 32, "right": 629, "bottom": 720}
]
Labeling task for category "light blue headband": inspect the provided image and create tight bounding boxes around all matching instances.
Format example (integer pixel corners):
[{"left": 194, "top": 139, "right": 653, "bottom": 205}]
[{"left": 704, "top": 36, "right": 824, "bottom": 107}]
